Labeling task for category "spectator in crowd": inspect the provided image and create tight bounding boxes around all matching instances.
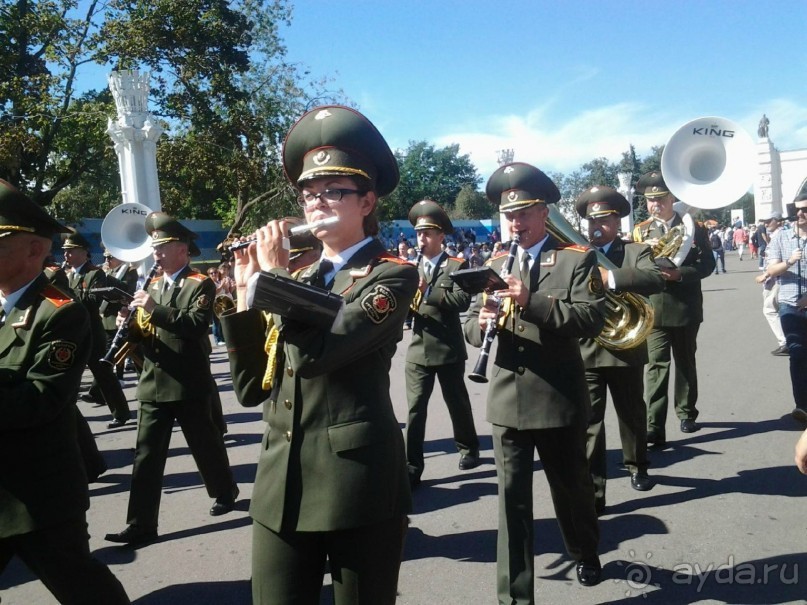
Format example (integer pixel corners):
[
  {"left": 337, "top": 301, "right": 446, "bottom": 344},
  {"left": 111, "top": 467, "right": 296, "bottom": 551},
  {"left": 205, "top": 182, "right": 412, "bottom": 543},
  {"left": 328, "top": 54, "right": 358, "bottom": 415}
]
[
  {"left": 749, "top": 224, "right": 759, "bottom": 260},
  {"left": 710, "top": 227, "right": 726, "bottom": 274},
  {"left": 755, "top": 211, "right": 788, "bottom": 356},
  {"left": 734, "top": 225, "right": 749, "bottom": 260},
  {"left": 757, "top": 220, "right": 769, "bottom": 270},
  {"left": 764, "top": 195, "right": 807, "bottom": 423}
]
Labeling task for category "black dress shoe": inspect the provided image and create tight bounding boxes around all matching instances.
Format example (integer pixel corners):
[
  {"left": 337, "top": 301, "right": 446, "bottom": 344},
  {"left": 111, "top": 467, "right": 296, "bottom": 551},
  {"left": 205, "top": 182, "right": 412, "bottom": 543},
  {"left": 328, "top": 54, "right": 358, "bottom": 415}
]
[
  {"left": 576, "top": 557, "right": 602, "bottom": 586},
  {"left": 680, "top": 418, "right": 699, "bottom": 433},
  {"left": 458, "top": 452, "right": 480, "bottom": 471},
  {"left": 630, "top": 471, "right": 656, "bottom": 491},
  {"left": 79, "top": 393, "right": 98, "bottom": 404},
  {"left": 105, "top": 525, "right": 158, "bottom": 545},
  {"left": 107, "top": 418, "right": 128, "bottom": 429},
  {"left": 771, "top": 345, "right": 790, "bottom": 356},
  {"left": 646, "top": 431, "right": 666, "bottom": 447},
  {"left": 792, "top": 407, "right": 807, "bottom": 423},
  {"left": 210, "top": 485, "right": 240, "bottom": 516}
]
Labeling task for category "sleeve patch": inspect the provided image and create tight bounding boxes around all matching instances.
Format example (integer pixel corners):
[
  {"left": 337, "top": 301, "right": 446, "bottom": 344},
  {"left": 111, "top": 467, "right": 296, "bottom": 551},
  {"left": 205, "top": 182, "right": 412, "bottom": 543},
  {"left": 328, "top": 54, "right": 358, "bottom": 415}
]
[
  {"left": 197, "top": 294, "right": 211, "bottom": 310},
  {"left": 48, "top": 340, "right": 77, "bottom": 371},
  {"left": 361, "top": 284, "right": 398, "bottom": 324}
]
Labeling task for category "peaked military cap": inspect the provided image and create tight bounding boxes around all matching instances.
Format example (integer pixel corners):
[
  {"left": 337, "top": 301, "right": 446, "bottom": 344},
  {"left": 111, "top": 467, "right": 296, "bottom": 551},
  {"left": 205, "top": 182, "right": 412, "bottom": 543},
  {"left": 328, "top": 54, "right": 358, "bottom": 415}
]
[
  {"left": 0, "top": 179, "right": 70, "bottom": 239},
  {"left": 486, "top": 162, "right": 560, "bottom": 211},
  {"left": 62, "top": 231, "right": 92, "bottom": 249},
  {"left": 408, "top": 199, "right": 454, "bottom": 234},
  {"left": 282, "top": 105, "right": 399, "bottom": 197},
  {"left": 636, "top": 171, "right": 671, "bottom": 199},
  {"left": 575, "top": 185, "right": 631, "bottom": 219},
  {"left": 145, "top": 212, "right": 201, "bottom": 257}
]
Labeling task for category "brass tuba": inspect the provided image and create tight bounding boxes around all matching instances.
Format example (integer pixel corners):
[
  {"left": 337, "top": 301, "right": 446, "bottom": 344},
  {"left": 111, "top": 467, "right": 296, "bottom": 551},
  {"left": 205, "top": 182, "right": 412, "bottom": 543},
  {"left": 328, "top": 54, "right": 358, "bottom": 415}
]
[{"left": 547, "top": 206, "right": 654, "bottom": 350}]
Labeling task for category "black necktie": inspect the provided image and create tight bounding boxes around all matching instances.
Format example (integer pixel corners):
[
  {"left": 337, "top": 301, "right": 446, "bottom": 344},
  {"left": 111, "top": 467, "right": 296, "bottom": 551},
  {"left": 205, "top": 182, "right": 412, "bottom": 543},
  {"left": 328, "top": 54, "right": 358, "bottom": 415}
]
[
  {"left": 424, "top": 262, "right": 432, "bottom": 281},
  {"left": 520, "top": 252, "right": 531, "bottom": 290},
  {"left": 315, "top": 259, "right": 334, "bottom": 289}
]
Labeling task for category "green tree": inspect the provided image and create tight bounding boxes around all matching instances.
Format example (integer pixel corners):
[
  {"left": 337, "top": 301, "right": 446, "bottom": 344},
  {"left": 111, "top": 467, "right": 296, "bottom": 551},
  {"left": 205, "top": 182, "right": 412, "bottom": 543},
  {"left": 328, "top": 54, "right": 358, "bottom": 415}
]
[
  {"left": 452, "top": 184, "right": 494, "bottom": 220},
  {"left": 383, "top": 141, "right": 481, "bottom": 222}
]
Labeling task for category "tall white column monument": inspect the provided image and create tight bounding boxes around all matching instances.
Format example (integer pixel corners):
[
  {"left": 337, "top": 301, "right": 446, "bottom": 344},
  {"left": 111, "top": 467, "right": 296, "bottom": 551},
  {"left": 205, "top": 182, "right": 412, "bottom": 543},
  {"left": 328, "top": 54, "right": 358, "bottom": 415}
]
[{"left": 107, "top": 70, "right": 163, "bottom": 212}]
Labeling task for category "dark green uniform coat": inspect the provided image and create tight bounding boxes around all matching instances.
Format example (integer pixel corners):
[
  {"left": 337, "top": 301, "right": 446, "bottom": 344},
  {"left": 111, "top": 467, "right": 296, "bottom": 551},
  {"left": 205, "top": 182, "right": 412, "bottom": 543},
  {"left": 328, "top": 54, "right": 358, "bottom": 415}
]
[
  {"left": 405, "top": 253, "right": 478, "bottom": 479},
  {"left": 578, "top": 240, "right": 664, "bottom": 508},
  {"left": 222, "top": 239, "right": 418, "bottom": 533},
  {"left": 633, "top": 214, "right": 715, "bottom": 435},
  {"left": 0, "top": 275, "right": 90, "bottom": 537},
  {"left": 463, "top": 235, "right": 606, "bottom": 604}
]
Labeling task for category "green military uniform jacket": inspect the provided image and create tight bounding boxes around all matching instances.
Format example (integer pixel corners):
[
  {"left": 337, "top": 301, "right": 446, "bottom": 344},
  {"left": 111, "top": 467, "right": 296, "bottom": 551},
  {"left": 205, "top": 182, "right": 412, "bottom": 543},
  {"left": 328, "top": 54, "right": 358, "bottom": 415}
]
[
  {"left": 0, "top": 274, "right": 91, "bottom": 537},
  {"left": 221, "top": 239, "right": 418, "bottom": 533},
  {"left": 406, "top": 253, "right": 471, "bottom": 366},
  {"left": 68, "top": 263, "right": 126, "bottom": 355},
  {"left": 101, "top": 264, "right": 139, "bottom": 331},
  {"left": 579, "top": 239, "right": 664, "bottom": 368},
  {"left": 135, "top": 265, "right": 215, "bottom": 403},
  {"left": 632, "top": 214, "right": 716, "bottom": 327},
  {"left": 463, "top": 235, "right": 606, "bottom": 430}
]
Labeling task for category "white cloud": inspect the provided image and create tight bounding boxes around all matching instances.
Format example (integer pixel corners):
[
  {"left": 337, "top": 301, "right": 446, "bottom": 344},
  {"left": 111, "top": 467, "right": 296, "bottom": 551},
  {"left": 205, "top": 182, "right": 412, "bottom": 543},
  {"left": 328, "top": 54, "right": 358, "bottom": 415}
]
[{"left": 434, "top": 99, "right": 807, "bottom": 180}]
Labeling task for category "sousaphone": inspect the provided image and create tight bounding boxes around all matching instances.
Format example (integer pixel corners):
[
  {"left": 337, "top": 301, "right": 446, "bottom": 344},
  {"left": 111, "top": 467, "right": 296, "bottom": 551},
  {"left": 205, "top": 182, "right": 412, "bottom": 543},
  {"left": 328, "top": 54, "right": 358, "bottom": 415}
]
[{"left": 100, "top": 202, "right": 153, "bottom": 263}]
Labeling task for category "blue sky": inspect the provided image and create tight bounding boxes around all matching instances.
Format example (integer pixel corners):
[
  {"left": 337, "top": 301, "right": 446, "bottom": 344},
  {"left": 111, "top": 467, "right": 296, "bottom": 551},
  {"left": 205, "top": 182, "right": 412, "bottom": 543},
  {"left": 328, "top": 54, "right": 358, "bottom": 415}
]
[{"left": 279, "top": 0, "right": 807, "bottom": 178}]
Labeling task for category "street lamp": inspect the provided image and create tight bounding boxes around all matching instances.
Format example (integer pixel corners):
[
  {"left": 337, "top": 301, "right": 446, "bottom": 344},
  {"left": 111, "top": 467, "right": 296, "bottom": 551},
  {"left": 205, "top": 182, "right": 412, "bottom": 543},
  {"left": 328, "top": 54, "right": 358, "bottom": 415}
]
[{"left": 617, "top": 171, "right": 635, "bottom": 237}]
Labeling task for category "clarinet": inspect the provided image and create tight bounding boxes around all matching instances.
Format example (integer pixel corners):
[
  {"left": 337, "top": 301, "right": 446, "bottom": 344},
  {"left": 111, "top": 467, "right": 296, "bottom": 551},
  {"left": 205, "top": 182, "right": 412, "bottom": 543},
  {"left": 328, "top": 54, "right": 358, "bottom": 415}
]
[
  {"left": 468, "top": 236, "right": 520, "bottom": 383},
  {"left": 99, "top": 263, "right": 160, "bottom": 366}
]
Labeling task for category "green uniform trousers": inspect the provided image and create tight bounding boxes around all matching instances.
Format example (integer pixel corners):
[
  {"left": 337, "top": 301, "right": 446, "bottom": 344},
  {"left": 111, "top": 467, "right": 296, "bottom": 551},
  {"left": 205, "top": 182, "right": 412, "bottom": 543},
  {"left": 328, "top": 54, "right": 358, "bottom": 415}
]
[
  {"left": 126, "top": 397, "right": 235, "bottom": 529},
  {"left": 0, "top": 517, "right": 130, "bottom": 604},
  {"left": 251, "top": 515, "right": 407, "bottom": 605},
  {"left": 492, "top": 423, "right": 599, "bottom": 605},
  {"left": 585, "top": 366, "right": 649, "bottom": 508},
  {"left": 645, "top": 324, "right": 700, "bottom": 439},
  {"left": 405, "top": 360, "right": 479, "bottom": 479}
]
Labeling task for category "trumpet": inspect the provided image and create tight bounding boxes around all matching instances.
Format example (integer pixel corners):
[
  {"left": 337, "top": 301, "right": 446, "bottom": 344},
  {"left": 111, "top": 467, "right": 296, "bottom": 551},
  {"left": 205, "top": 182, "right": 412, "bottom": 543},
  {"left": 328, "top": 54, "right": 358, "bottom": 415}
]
[
  {"left": 468, "top": 236, "right": 520, "bottom": 383},
  {"left": 229, "top": 216, "right": 340, "bottom": 252},
  {"left": 100, "top": 262, "right": 161, "bottom": 367}
]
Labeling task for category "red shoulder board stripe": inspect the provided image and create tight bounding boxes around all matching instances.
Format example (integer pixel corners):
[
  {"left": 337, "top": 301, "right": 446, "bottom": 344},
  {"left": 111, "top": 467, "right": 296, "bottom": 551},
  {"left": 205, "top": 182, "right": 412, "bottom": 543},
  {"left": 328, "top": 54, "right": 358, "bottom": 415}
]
[
  {"left": 491, "top": 251, "right": 510, "bottom": 260},
  {"left": 557, "top": 243, "right": 589, "bottom": 253},
  {"left": 186, "top": 272, "right": 205, "bottom": 282},
  {"left": 378, "top": 252, "right": 410, "bottom": 265},
  {"left": 41, "top": 285, "right": 72, "bottom": 308},
  {"left": 447, "top": 255, "right": 464, "bottom": 262}
]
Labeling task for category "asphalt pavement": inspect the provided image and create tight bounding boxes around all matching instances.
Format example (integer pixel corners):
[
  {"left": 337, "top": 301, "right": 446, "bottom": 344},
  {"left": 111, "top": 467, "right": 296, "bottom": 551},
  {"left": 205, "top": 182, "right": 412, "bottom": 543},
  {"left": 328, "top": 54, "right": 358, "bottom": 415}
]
[{"left": 2, "top": 251, "right": 806, "bottom": 604}]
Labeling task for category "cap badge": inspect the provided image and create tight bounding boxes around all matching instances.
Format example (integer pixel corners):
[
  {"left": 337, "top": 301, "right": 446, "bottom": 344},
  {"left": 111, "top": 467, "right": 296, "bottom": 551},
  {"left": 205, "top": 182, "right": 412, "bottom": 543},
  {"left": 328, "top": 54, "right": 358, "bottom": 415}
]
[
  {"left": 315, "top": 109, "right": 332, "bottom": 120},
  {"left": 651, "top": 186, "right": 660, "bottom": 193},
  {"left": 590, "top": 186, "right": 599, "bottom": 193},
  {"left": 313, "top": 150, "right": 331, "bottom": 166},
  {"left": 504, "top": 166, "right": 514, "bottom": 174},
  {"left": 507, "top": 191, "right": 519, "bottom": 202},
  {"left": 592, "top": 203, "right": 602, "bottom": 212}
]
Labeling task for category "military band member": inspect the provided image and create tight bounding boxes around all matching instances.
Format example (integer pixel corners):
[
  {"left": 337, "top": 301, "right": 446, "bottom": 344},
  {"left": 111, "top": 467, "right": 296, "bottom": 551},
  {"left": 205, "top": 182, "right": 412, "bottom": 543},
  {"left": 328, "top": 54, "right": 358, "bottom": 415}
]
[
  {"left": 464, "top": 163, "right": 606, "bottom": 602},
  {"left": 101, "top": 251, "right": 139, "bottom": 378},
  {"left": 632, "top": 171, "right": 715, "bottom": 445},
  {"left": 0, "top": 180, "right": 130, "bottom": 604},
  {"left": 575, "top": 186, "right": 664, "bottom": 513},
  {"left": 405, "top": 199, "right": 479, "bottom": 486},
  {"left": 62, "top": 233, "right": 132, "bottom": 428},
  {"left": 105, "top": 213, "right": 238, "bottom": 546},
  {"left": 221, "top": 105, "right": 418, "bottom": 604}
]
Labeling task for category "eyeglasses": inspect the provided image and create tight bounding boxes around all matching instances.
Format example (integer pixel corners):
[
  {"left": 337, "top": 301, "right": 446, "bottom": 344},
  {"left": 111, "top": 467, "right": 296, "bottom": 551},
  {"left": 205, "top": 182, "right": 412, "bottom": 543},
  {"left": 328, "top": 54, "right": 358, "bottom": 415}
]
[{"left": 297, "top": 188, "right": 365, "bottom": 209}]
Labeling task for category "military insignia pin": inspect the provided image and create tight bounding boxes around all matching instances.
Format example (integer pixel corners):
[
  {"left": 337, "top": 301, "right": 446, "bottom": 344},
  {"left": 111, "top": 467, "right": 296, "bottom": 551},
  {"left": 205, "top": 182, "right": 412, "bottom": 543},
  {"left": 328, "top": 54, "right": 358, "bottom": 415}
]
[
  {"left": 507, "top": 191, "right": 518, "bottom": 202},
  {"left": 313, "top": 150, "right": 331, "bottom": 166},
  {"left": 315, "top": 109, "right": 332, "bottom": 120}
]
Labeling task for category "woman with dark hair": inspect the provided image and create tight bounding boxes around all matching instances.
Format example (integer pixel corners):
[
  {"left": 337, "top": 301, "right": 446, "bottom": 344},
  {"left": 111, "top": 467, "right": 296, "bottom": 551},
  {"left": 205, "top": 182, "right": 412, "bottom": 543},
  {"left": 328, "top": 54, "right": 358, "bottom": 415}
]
[{"left": 221, "top": 106, "right": 418, "bottom": 604}]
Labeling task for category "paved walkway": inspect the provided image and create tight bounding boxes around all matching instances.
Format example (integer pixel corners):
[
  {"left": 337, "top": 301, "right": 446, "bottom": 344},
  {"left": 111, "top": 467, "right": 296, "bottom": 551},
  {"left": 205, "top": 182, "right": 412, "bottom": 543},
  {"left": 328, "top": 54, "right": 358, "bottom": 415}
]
[{"left": 2, "top": 252, "right": 806, "bottom": 604}]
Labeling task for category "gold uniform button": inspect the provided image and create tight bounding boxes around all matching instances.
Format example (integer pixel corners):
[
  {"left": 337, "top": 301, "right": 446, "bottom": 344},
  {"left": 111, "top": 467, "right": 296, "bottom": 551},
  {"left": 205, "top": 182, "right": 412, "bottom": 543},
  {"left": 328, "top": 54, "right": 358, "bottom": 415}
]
[
  {"left": 517, "top": 366, "right": 525, "bottom": 374},
  {"left": 284, "top": 399, "right": 292, "bottom": 410},
  {"left": 286, "top": 367, "right": 294, "bottom": 377},
  {"left": 517, "top": 345, "right": 525, "bottom": 353},
  {"left": 285, "top": 431, "right": 292, "bottom": 442},
  {"left": 518, "top": 325, "right": 525, "bottom": 332}
]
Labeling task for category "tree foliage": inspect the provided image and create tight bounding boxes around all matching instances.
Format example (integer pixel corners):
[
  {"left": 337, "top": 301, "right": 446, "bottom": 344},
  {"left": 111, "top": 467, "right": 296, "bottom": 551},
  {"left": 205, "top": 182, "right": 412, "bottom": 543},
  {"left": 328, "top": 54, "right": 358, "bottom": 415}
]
[
  {"left": 1, "top": 0, "right": 342, "bottom": 234},
  {"left": 382, "top": 141, "right": 481, "bottom": 222},
  {"left": 452, "top": 184, "right": 495, "bottom": 220}
]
